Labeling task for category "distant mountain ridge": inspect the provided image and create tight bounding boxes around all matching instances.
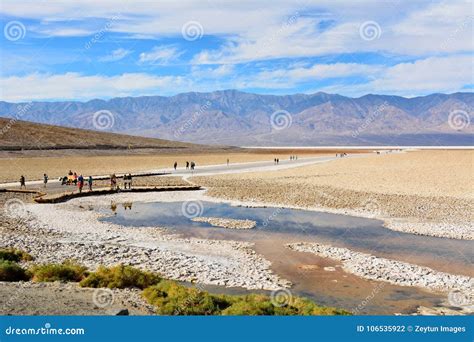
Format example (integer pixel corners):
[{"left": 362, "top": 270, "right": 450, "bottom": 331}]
[{"left": 0, "top": 90, "right": 472, "bottom": 146}]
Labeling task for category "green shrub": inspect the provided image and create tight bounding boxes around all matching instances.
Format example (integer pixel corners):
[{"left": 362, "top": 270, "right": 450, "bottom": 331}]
[
  {"left": 221, "top": 294, "right": 276, "bottom": 315},
  {"left": 143, "top": 281, "right": 351, "bottom": 316},
  {"left": 30, "top": 261, "right": 87, "bottom": 282},
  {"left": 143, "top": 280, "right": 230, "bottom": 315},
  {"left": 80, "top": 265, "right": 161, "bottom": 289},
  {"left": 0, "top": 260, "right": 31, "bottom": 281},
  {"left": 0, "top": 248, "right": 33, "bottom": 262},
  {"left": 287, "top": 297, "right": 351, "bottom": 315}
]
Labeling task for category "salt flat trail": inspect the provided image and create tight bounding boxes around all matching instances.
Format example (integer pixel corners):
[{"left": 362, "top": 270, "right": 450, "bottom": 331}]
[{"left": 0, "top": 152, "right": 376, "bottom": 189}]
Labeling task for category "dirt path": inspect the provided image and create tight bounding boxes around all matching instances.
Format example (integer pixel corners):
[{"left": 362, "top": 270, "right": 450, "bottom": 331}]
[{"left": 0, "top": 281, "right": 155, "bottom": 315}]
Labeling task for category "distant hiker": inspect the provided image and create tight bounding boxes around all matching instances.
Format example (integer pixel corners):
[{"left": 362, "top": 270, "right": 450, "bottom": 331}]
[
  {"left": 78, "top": 174, "right": 84, "bottom": 193},
  {"left": 110, "top": 174, "right": 117, "bottom": 190},
  {"left": 191, "top": 161, "right": 195, "bottom": 170},
  {"left": 20, "top": 175, "right": 26, "bottom": 189},
  {"left": 88, "top": 176, "right": 93, "bottom": 191},
  {"left": 73, "top": 172, "right": 78, "bottom": 185},
  {"left": 174, "top": 162, "right": 178, "bottom": 170},
  {"left": 124, "top": 173, "right": 132, "bottom": 189},
  {"left": 186, "top": 161, "right": 189, "bottom": 170},
  {"left": 123, "top": 174, "right": 128, "bottom": 189},
  {"left": 43, "top": 173, "right": 48, "bottom": 188},
  {"left": 276, "top": 158, "right": 279, "bottom": 164}
]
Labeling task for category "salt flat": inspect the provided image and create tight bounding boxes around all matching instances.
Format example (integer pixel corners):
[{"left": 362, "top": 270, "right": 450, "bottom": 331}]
[{"left": 193, "top": 150, "right": 474, "bottom": 240}]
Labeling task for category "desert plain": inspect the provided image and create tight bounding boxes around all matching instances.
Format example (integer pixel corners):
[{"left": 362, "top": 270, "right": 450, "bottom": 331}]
[{"left": 1, "top": 148, "right": 472, "bottom": 315}]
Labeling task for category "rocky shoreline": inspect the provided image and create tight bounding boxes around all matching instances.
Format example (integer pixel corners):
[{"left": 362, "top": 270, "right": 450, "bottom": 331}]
[
  {"left": 1, "top": 191, "right": 290, "bottom": 291},
  {"left": 192, "top": 151, "right": 474, "bottom": 241},
  {"left": 197, "top": 183, "right": 473, "bottom": 241},
  {"left": 287, "top": 242, "right": 473, "bottom": 311},
  {"left": 191, "top": 217, "right": 256, "bottom": 229}
]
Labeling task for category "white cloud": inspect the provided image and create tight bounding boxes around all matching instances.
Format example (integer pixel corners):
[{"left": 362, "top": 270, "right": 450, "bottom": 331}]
[
  {"left": 1, "top": 0, "right": 471, "bottom": 62},
  {"left": 191, "top": 64, "right": 235, "bottom": 78},
  {"left": 1, "top": 55, "right": 471, "bottom": 102},
  {"left": 139, "top": 46, "right": 183, "bottom": 65},
  {"left": 0, "top": 72, "right": 190, "bottom": 102},
  {"left": 255, "top": 63, "right": 382, "bottom": 83},
  {"left": 317, "top": 55, "right": 473, "bottom": 97},
  {"left": 99, "top": 48, "right": 132, "bottom": 62}
]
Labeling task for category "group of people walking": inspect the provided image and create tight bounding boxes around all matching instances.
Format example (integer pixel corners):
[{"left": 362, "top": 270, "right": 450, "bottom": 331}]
[
  {"left": 61, "top": 170, "right": 93, "bottom": 192},
  {"left": 289, "top": 155, "right": 298, "bottom": 161},
  {"left": 110, "top": 173, "right": 132, "bottom": 190},
  {"left": 185, "top": 161, "right": 196, "bottom": 170}
]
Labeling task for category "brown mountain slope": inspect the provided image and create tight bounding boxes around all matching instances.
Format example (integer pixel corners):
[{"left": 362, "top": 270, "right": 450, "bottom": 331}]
[{"left": 0, "top": 117, "right": 197, "bottom": 150}]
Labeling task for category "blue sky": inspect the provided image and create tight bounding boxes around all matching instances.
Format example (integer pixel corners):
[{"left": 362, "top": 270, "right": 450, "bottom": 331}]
[{"left": 0, "top": 0, "right": 472, "bottom": 102}]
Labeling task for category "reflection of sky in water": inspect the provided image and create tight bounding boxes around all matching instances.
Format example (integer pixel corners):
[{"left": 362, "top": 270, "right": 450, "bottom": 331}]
[{"left": 101, "top": 201, "right": 473, "bottom": 269}]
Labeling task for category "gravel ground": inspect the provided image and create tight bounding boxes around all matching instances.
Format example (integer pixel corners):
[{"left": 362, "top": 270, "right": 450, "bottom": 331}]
[
  {"left": 1, "top": 191, "right": 290, "bottom": 292},
  {"left": 0, "top": 151, "right": 330, "bottom": 183},
  {"left": 192, "top": 150, "right": 474, "bottom": 240},
  {"left": 287, "top": 242, "right": 474, "bottom": 314},
  {"left": 0, "top": 281, "right": 155, "bottom": 315},
  {"left": 191, "top": 217, "right": 257, "bottom": 229}
]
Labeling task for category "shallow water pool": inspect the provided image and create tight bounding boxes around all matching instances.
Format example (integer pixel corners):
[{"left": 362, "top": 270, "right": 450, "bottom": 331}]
[{"left": 100, "top": 200, "right": 473, "bottom": 314}]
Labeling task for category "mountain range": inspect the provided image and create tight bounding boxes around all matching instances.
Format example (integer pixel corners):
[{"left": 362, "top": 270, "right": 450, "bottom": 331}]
[{"left": 0, "top": 90, "right": 472, "bottom": 146}]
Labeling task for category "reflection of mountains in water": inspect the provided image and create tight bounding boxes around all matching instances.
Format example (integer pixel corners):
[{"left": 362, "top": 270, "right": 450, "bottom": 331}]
[{"left": 101, "top": 200, "right": 474, "bottom": 270}]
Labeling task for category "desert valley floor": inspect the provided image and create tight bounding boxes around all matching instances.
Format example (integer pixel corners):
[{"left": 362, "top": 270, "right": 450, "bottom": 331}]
[{"left": 1, "top": 148, "right": 472, "bottom": 315}]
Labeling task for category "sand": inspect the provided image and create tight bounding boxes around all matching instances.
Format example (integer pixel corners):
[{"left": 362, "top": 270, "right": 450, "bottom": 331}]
[
  {"left": 0, "top": 150, "right": 334, "bottom": 183},
  {"left": 0, "top": 281, "right": 155, "bottom": 315},
  {"left": 192, "top": 150, "right": 474, "bottom": 240}
]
